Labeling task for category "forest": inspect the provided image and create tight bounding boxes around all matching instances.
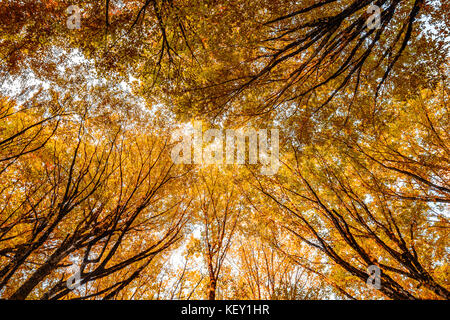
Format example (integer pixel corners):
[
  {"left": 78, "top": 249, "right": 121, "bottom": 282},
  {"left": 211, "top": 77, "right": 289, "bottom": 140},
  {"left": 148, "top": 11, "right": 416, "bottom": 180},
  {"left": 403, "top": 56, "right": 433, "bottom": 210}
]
[{"left": 0, "top": 0, "right": 448, "bottom": 300}]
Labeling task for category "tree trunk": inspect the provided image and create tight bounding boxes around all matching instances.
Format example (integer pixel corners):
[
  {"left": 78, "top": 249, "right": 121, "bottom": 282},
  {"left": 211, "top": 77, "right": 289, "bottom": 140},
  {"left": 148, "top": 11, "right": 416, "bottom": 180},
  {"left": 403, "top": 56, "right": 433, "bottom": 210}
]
[{"left": 208, "top": 278, "right": 216, "bottom": 300}]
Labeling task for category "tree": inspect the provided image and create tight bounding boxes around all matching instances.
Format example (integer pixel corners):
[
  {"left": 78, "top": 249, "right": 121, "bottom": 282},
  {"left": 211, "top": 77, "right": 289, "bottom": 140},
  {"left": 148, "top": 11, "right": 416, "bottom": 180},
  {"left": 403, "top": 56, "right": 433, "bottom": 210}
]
[
  {"left": 230, "top": 236, "right": 327, "bottom": 299},
  {"left": 191, "top": 168, "right": 241, "bottom": 300},
  {"left": 250, "top": 85, "right": 449, "bottom": 299},
  {"left": 0, "top": 93, "right": 193, "bottom": 299},
  {"left": 0, "top": 0, "right": 448, "bottom": 301}
]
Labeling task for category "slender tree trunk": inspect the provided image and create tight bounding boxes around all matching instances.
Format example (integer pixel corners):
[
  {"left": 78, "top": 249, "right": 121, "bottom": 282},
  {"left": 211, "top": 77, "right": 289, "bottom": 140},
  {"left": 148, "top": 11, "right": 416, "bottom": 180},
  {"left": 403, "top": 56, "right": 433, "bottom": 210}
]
[
  {"left": 208, "top": 277, "right": 216, "bottom": 300},
  {"left": 422, "top": 280, "right": 450, "bottom": 300}
]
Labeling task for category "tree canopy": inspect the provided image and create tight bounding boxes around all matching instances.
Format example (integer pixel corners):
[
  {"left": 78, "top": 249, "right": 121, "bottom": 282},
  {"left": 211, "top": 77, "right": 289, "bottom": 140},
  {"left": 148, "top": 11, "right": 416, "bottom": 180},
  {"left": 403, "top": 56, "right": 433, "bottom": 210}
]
[{"left": 0, "top": 0, "right": 448, "bottom": 300}]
